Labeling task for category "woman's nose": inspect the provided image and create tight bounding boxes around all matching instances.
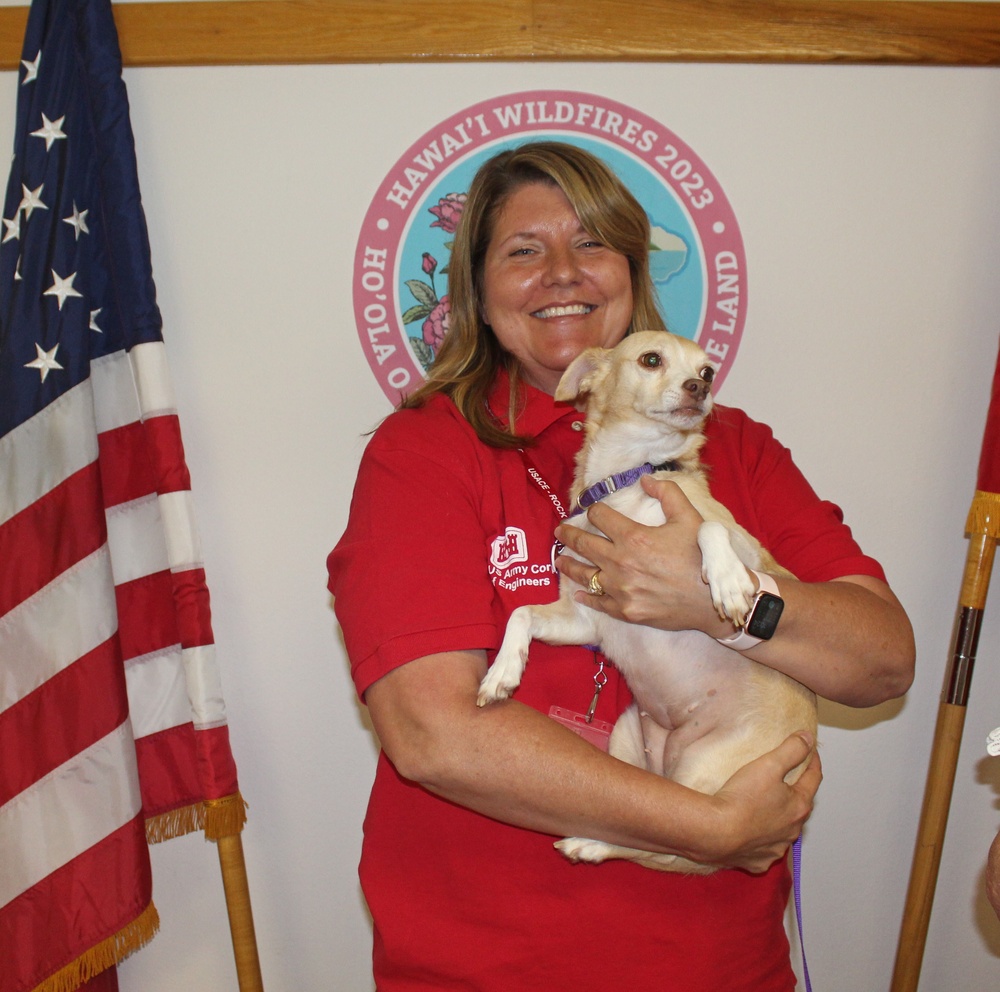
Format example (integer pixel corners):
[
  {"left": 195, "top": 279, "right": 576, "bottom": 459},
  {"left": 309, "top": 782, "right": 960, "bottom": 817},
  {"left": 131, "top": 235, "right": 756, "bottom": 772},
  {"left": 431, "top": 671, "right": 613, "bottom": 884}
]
[{"left": 541, "top": 246, "right": 581, "bottom": 285}]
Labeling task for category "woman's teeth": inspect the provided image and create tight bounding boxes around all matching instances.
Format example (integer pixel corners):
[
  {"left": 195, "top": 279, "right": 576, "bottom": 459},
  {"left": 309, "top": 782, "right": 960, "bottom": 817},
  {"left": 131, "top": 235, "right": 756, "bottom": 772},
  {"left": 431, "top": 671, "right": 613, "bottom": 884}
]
[{"left": 532, "top": 304, "right": 595, "bottom": 319}]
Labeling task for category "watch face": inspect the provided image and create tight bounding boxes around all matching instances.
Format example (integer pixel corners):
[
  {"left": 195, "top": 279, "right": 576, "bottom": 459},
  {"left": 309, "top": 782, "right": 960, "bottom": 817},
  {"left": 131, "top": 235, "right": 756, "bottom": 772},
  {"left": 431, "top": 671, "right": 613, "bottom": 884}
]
[{"left": 746, "top": 593, "right": 784, "bottom": 640}]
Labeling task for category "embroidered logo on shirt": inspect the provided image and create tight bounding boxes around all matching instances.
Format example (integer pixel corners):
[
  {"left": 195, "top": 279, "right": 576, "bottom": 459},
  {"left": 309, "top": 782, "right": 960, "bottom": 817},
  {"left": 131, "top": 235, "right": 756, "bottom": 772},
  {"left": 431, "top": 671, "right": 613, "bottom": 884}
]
[
  {"left": 488, "top": 527, "right": 556, "bottom": 594},
  {"left": 489, "top": 527, "right": 528, "bottom": 570}
]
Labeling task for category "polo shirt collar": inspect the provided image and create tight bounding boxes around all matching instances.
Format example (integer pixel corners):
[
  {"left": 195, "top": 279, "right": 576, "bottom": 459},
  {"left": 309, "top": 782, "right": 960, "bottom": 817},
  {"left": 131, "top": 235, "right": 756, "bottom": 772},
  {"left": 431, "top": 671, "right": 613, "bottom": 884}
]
[{"left": 487, "top": 369, "right": 578, "bottom": 438}]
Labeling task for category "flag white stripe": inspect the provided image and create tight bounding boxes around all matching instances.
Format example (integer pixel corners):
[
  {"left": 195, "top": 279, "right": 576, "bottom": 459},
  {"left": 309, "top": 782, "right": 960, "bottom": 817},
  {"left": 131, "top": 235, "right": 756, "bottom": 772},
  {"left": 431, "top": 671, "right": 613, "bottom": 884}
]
[
  {"left": 159, "top": 489, "right": 204, "bottom": 571},
  {"left": 130, "top": 341, "right": 176, "bottom": 418},
  {"left": 185, "top": 643, "right": 228, "bottom": 727},
  {"left": 105, "top": 493, "right": 170, "bottom": 586},
  {"left": 0, "top": 720, "right": 142, "bottom": 907},
  {"left": 123, "top": 646, "right": 228, "bottom": 735},
  {"left": 124, "top": 645, "right": 192, "bottom": 737},
  {"left": 0, "top": 379, "right": 97, "bottom": 526},
  {"left": 0, "top": 547, "right": 117, "bottom": 713},
  {"left": 90, "top": 349, "right": 140, "bottom": 435}
]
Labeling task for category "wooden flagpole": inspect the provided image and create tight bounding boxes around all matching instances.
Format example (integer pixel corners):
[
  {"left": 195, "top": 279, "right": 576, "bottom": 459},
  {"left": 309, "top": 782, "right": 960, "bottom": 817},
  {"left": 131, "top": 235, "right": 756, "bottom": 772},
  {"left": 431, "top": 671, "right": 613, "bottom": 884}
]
[
  {"left": 216, "top": 834, "right": 265, "bottom": 992},
  {"left": 890, "top": 346, "right": 1000, "bottom": 991}
]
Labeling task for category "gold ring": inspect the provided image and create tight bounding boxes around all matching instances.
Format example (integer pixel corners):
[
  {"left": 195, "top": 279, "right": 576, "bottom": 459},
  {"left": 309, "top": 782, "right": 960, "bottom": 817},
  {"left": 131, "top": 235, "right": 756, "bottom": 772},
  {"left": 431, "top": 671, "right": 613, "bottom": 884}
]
[{"left": 588, "top": 570, "right": 605, "bottom": 596}]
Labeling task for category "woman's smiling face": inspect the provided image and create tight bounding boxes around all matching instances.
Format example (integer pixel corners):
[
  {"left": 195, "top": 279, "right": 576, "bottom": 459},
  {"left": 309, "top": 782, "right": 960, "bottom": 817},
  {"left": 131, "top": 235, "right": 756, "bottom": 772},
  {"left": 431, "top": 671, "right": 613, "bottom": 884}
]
[{"left": 480, "top": 181, "right": 633, "bottom": 395}]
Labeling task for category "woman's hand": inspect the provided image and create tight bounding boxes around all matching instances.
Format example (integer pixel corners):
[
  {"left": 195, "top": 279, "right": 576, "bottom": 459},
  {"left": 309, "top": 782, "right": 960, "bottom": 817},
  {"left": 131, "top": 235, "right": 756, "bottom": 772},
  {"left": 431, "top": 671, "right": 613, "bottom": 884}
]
[
  {"left": 556, "top": 474, "right": 914, "bottom": 707},
  {"left": 702, "top": 732, "right": 821, "bottom": 873},
  {"left": 555, "top": 476, "right": 731, "bottom": 636},
  {"left": 367, "top": 649, "right": 820, "bottom": 873}
]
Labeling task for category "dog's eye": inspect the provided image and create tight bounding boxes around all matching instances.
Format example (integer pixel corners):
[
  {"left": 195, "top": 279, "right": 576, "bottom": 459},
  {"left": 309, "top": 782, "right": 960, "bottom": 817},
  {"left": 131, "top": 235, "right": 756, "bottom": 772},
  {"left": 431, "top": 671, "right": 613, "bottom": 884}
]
[
  {"left": 638, "top": 352, "right": 662, "bottom": 369},
  {"left": 700, "top": 366, "right": 715, "bottom": 383}
]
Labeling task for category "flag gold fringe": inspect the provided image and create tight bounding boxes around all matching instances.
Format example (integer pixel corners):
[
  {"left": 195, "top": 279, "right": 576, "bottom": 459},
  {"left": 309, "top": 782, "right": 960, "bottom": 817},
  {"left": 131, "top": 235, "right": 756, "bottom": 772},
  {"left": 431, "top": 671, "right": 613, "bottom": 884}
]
[
  {"left": 31, "top": 901, "right": 159, "bottom": 992},
  {"left": 966, "top": 490, "right": 1000, "bottom": 538},
  {"left": 203, "top": 793, "right": 248, "bottom": 841},
  {"left": 145, "top": 792, "right": 248, "bottom": 844},
  {"left": 144, "top": 803, "right": 202, "bottom": 843}
]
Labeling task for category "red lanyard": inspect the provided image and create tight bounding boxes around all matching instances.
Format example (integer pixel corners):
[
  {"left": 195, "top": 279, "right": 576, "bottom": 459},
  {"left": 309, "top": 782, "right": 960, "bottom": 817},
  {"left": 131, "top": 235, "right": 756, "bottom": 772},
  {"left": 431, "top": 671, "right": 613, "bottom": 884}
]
[
  {"left": 515, "top": 450, "right": 610, "bottom": 730},
  {"left": 517, "top": 448, "right": 570, "bottom": 521}
]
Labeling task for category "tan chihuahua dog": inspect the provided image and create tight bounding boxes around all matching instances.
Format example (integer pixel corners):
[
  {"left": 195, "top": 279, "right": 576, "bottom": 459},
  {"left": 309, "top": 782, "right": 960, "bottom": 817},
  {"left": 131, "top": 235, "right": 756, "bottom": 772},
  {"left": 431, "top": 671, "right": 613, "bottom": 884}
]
[{"left": 477, "top": 331, "right": 817, "bottom": 873}]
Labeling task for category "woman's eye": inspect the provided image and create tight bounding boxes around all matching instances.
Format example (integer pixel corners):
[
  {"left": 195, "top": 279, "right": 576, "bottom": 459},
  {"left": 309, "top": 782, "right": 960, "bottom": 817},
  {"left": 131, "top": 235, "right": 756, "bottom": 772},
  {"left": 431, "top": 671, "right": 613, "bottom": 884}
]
[
  {"left": 638, "top": 352, "right": 662, "bottom": 368},
  {"left": 701, "top": 366, "right": 715, "bottom": 383}
]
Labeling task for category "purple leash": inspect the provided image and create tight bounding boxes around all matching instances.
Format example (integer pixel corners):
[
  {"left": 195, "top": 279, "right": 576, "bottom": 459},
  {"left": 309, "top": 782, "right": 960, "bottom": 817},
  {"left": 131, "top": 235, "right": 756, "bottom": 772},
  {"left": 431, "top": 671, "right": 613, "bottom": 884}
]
[{"left": 792, "top": 836, "right": 812, "bottom": 992}]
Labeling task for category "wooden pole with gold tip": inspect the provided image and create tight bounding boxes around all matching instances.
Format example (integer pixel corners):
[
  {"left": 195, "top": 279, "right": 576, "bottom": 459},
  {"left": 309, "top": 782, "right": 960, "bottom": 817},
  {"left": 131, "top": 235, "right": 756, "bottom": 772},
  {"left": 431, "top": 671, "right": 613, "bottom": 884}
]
[{"left": 890, "top": 397, "right": 1000, "bottom": 992}]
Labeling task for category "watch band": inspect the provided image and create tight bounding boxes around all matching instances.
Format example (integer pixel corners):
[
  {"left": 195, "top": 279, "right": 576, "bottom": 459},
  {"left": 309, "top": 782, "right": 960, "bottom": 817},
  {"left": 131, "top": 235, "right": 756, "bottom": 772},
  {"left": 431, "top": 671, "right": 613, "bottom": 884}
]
[{"left": 716, "top": 570, "right": 780, "bottom": 651}]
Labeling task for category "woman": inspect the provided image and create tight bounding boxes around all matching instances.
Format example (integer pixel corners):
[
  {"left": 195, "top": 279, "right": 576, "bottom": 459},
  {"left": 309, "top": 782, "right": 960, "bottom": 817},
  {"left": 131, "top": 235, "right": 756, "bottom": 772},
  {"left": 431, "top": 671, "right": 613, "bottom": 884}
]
[{"left": 328, "top": 141, "right": 914, "bottom": 989}]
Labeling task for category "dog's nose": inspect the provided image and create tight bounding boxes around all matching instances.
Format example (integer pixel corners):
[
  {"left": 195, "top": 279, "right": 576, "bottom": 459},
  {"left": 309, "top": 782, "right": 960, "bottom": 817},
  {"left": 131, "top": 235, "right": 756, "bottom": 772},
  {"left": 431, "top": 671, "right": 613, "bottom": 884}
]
[{"left": 683, "top": 378, "right": 710, "bottom": 401}]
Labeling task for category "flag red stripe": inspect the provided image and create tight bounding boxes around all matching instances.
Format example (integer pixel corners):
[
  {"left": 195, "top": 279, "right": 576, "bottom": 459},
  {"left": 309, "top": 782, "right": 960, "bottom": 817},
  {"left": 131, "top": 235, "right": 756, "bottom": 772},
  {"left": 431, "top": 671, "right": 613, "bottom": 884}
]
[
  {"left": 172, "top": 566, "right": 215, "bottom": 648},
  {"left": 135, "top": 724, "right": 239, "bottom": 815},
  {"left": 143, "top": 414, "right": 192, "bottom": 494},
  {"left": 97, "top": 420, "right": 158, "bottom": 508},
  {"left": 978, "top": 341, "right": 1000, "bottom": 493},
  {"left": 0, "top": 817, "right": 151, "bottom": 992},
  {"left": 0, "top": 462, "right": 104, "bottom": 615},
  {"left": 196, "top": 723, "right": 240, "bottom": 799},
  {"left": 115, "top": 570, "right": 180, "bottom": 662},
  {"left": 79, "top": 969, "right": 120, "bottom": 992},
  {"left": 134, "top": 724, "right": 203, "bottom": 817},
  {"left": 0, "top": 639, "right": 125, "bottom": 804}
]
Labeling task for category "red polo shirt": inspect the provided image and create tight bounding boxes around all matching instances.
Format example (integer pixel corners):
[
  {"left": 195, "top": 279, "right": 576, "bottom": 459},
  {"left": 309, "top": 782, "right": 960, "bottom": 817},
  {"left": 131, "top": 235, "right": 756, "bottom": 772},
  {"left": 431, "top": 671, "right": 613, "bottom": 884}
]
[{"left": 328, "top": 379, "right": 884, "bottom": 991}]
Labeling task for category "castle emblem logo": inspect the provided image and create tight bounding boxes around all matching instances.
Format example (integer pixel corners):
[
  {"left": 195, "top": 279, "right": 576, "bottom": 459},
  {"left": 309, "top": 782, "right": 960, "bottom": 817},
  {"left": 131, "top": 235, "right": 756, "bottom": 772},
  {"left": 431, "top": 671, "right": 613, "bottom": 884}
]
[
  {"left": 353, "top": 90, "right": 746, "bottom": 404},
  {"left": 489, "top": 527, "right": 529, "bottom": 572}
]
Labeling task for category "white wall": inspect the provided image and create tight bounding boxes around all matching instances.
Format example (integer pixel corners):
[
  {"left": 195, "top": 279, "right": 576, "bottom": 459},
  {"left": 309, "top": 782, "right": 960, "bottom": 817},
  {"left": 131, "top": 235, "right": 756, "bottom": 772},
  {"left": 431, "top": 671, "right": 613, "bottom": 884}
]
[{"left": 4, "top": 58, "right": 1000, "bottom": 991}]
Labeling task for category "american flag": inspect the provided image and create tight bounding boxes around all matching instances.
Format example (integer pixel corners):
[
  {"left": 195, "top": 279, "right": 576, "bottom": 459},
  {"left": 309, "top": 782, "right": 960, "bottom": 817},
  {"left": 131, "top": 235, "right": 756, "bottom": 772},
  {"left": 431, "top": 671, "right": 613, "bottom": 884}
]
[{"left": 0, "top": 1, "right": 243, "bottom": 990}]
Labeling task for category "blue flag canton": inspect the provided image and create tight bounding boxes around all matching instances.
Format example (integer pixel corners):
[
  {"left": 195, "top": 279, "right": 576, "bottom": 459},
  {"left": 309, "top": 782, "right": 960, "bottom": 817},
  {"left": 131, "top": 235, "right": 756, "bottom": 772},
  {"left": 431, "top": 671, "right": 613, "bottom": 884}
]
[{"left": 0, "top": 0, "right": 162, "bottom": 439}]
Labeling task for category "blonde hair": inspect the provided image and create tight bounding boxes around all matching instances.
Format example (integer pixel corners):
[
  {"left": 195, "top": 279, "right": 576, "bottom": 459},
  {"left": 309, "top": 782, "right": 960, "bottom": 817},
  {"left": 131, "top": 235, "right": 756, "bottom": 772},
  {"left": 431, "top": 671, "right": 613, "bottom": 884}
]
[{"left": 402, "top": 141, "right": 666, "bottom": 448}]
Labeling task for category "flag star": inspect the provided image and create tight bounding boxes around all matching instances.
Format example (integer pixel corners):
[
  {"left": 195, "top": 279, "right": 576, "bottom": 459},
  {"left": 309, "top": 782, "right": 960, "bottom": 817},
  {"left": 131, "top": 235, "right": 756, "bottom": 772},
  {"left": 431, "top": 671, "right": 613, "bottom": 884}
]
[
  {"left": 63, "top": 202, "right": 89, "bottom": 240},
  {"left": 90, "top": 308, "right": 103, "bottom": 333},
  {"left": 3, "top": 213, "right": 21, "bottom": 244},
  {"left": 25, "top": 342, "right": 62, "bottom": 382},
  {"left": 44, "top": 269, "right": 82, "bottom": 310},
  {"left": 20, "top": 183, "right": 47, "bottom": 218},
  {"left": 31, "top": 113, "right": 67, "bottom": 152},
  {"left": 21, "top": 51, "right": 40, "bottom": 85}
]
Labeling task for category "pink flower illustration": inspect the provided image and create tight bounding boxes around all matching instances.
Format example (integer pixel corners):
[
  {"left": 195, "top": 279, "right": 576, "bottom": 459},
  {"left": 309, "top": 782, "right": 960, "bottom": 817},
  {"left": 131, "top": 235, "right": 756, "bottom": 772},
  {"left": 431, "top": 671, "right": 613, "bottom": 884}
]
[
  {"left": 428, "top": 193, "right": 467, "bottom": 235},
  {"left": 422, "top": 252, "right": 438, "bottom": 276},
  {"left": 422, "top": 295, "right": 450, "bottom": 349}
]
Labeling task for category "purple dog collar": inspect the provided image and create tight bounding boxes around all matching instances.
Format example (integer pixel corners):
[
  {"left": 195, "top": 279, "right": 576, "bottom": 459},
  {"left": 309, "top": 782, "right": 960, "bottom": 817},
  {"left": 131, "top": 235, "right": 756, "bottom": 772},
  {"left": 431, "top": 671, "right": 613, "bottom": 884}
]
[{"left": 574, "top": 460, "right": 680, "bottom": 512}]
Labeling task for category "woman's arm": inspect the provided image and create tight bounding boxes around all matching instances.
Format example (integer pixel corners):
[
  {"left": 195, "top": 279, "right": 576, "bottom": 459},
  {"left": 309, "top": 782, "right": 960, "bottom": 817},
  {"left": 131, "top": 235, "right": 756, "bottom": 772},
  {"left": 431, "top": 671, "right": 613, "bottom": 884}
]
[
  {"left": 366, "top": 647, "right": 821, "bottom": 872},
  {"left": 555, "top": 476, "right": 915, "bottom": 708}
]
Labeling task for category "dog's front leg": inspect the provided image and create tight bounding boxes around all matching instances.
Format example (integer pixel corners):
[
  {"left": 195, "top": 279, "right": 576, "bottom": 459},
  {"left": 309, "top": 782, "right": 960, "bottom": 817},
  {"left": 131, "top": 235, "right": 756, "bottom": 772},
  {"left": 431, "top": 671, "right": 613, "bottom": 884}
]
[
  {"left": 696, "top": 520, "right": 757, "bottom": 626},
  {"left": 477, "top": 598, "right": 600, "bottom": 706}
]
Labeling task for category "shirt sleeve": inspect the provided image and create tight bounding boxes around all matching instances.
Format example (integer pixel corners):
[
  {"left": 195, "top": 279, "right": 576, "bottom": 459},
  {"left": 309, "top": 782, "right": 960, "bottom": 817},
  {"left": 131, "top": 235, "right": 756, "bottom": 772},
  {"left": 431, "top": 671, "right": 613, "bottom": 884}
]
[
  {"left": 327, "top": 403, "right": 501, "bottom": 698},
  {"left": 704, "top": 406, "right": 887, "bottom": 584}
]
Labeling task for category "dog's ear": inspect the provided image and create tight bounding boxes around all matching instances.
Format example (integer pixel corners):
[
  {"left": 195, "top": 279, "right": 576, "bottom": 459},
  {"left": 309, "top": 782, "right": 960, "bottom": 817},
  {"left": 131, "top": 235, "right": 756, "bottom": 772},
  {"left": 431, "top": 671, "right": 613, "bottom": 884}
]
[{"left": 556, "top": 348, "right": 609, "bottom": 402}]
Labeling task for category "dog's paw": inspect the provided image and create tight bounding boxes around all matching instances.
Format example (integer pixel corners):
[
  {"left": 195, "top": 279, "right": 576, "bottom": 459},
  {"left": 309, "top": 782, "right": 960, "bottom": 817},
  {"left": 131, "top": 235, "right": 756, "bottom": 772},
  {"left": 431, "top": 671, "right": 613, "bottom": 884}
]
[
  {"left": 698, "top": 522, "right": 756, "bottom": 624},
  {"left": 476, "top": 670, "right": 513, "bottom": 707},
  {"left": 701, "top": 558, "right": 755, "bottom": 625},
  {"left": 708, "top": 571, "right": 755, "bottom": 627},
  {"left": 476, "top": 646, "right": 528, "bottom": 707},
  {"left": 555, "top": 837, "right": 615, "bottom": 864}
]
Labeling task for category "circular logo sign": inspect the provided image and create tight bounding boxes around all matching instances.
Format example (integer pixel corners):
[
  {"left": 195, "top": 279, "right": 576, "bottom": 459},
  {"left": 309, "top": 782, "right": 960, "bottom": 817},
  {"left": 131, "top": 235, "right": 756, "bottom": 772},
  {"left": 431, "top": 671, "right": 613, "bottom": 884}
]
[{"left": 353, "top": 90, "right": 746, "bottom": 403}]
